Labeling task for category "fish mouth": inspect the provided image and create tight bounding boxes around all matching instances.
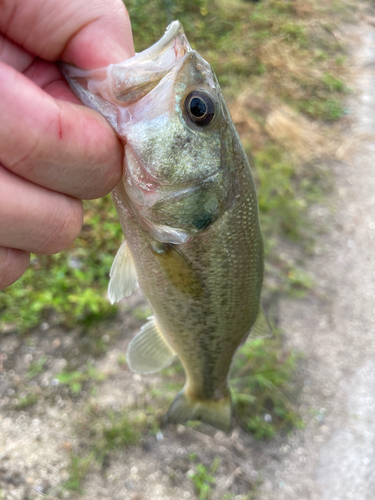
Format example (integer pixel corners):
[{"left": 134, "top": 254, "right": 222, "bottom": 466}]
[{"left": 64, "top": 21, "right": 192, "bottom": 105}]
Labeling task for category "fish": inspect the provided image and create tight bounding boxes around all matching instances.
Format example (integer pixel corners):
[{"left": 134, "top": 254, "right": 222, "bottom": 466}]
[{"left": 63, "top": 21, "right": 270, "bottom": 432}]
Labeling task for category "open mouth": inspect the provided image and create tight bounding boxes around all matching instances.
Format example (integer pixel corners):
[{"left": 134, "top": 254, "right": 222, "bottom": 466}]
[{"left": 64, "top": 21, "right": 192, "bottom": 106}]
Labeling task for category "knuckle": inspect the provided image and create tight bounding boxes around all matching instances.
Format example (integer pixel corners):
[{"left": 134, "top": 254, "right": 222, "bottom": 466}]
[
  {"left": 121, "top": 2, "right": 131, "bottom": 21},
  {"left": 0, "top": 247, "right": 30, "bottom": 289},
  {"left": 90, "top": 153, "right": 123, "bottom": 199},
  {"left": 82, "top": 127, "right": 123, "bottom": 199},
  {"left": 37, "top": 198, "right": 83, "bottom": 255}
]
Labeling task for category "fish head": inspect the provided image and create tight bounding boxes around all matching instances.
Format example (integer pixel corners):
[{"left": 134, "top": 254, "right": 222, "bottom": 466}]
[{"left": 63, "top": 22, "right": 233, "bottom": 244}]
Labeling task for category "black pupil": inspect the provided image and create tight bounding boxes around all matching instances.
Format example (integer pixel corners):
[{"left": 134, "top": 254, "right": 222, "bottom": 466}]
[{"left": 190, "top": 97, "right": 206, "bottom": 118}]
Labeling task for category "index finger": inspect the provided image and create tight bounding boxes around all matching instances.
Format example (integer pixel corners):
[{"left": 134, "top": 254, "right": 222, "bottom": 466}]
[
  {"left": 0, "top": 61, "right": 124, "bottom": 200},
  {"left": 0, "top": 0, "right": 135, "bottom": 67}
]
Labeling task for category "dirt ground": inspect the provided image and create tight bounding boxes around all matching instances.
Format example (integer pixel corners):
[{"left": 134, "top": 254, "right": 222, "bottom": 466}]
[
  {"left": 2, "top": 12, "right": 375, "bottom": 500},
  {"left": 255, "top": 18, "right": 375, "bottom": 499}
]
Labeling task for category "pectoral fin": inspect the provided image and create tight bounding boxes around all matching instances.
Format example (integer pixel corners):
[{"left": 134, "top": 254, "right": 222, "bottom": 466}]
[
  {"left": 108, "top": 240, "right": 138, "bottom": 304},
  {"left": 127, "top": 316, "right": 176, "bottom": 374},
  {"left": 152, "top": 243, "right": 205, "bottom": 298},
  {"left": 141, "top": 216, "right": 192, "bottom": 245}
]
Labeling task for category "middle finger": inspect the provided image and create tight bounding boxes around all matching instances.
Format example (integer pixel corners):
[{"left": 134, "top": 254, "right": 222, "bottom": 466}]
[{"left": 0, "top": 165, "right": 83, "bottom": 255}]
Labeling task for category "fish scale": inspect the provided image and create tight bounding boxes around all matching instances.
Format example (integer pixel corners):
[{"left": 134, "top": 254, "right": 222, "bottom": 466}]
[
  {"left": 63, "top": 21, "right": 268, "bottom": 431},
  {"left": 111, "top": 133, "right": 262, "bottom": 406}
]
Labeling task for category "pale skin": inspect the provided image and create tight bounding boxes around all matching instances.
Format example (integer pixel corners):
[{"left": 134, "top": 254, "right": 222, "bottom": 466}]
[{"left": 0, "top": 0, "right": 135, "bottom": 289}]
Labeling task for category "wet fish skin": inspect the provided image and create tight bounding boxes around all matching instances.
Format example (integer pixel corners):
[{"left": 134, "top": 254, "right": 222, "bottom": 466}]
[{"left": 63, "top": 21, "right": 265, "bottom": 431}]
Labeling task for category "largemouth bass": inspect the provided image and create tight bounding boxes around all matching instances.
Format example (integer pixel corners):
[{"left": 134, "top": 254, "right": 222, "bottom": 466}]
[{"left": 64, "top": 21, "right": 269, "bottom": 431}]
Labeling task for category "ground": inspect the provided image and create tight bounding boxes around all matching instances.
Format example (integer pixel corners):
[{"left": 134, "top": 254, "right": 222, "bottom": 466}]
[
  {"left": 1, "top": 10, "right": 375, "bottom": 500},
  {"left": 256, "top": 20, "right": 375, "bottom": 499}
]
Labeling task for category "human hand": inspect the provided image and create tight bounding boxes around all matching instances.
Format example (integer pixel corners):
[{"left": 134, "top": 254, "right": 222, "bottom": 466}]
[{"left": 0, "top": 0, "right": 134, "bottom": 289}]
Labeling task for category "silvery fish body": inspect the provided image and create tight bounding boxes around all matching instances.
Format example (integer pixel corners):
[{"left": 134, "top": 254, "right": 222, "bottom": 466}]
[{"left": 64, "top": 21, "right": 266, "bottom": 431}]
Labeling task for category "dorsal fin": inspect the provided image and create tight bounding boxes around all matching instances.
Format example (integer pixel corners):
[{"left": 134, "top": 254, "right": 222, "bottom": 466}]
[
  {"left": 127, "top": 316, "right": 176, "bottom": 374},
  {"left": 108, "top": 240, "right": 138, "bottom": 304}
]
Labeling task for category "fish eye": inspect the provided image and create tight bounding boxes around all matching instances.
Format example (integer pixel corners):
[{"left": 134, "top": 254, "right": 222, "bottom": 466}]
[{"left": 184, "top": 90, "right": 215, "bottom": 128}]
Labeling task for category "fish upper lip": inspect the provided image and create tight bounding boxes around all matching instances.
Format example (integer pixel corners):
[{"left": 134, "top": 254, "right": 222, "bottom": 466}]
[
  {"left": 107, "top": 21, "right": 191, "bottom": 103},
  {"left": 65, "top": 21, "right": 193, "bottom": 106},
  {"left": 124, "top": 21, "right": 189, "bottom": 69}
]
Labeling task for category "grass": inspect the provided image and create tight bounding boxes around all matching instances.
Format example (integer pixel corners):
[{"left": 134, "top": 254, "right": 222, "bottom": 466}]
[
  {"left": 87, "top": 409, "right": 143, "bottom": 462},
  {"left": 26, "top": 355, "right": 47, "bottom": 378},
  {"left": 63, "top": 453, "right": 94, "bottom": 492},
  {"left": 188, "top": 459, "right": 219, "bottom": 500},
  {"left": 230, "top": 333, "right": 304, "bottom": 439},
  {"left": 14, "top": 392, "right": 39, "bottom": 410},
  {"left": 1, "top": 0, "right": 351, "bottom": 333},
  {"left": 0, "top": 197, "right": 121, "bottom": 333},
  {"left": 156, "top": 329, "right": 304, "bottom": 440},
  {"left": 129, "top": 0, "right": 350, "bottom": 120},
  {"left": 0, "top": 0, "right": 356, "bottom": 486},
  {"left": 62, "top": 406, "right": 152, "bottom": 492},
  {"left": 0, "top": 2, "right": 363, "bottom": 497},
  {"left": 117, "top": 353, "right": 127, "bottom": 366},
  {"left": 55, "top": 363, "right": 105, "bottom": 394}
]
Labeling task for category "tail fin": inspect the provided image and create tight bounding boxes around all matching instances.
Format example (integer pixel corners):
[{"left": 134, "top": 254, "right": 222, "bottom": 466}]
[{"left": 165, "top": 389, "right": 232, "bottom": 432}]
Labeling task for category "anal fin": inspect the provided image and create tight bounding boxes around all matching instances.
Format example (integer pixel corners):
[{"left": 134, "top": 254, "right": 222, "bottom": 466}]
[
  {"left": 248, "top": 305, "right": 274, "bottom": 340},
  {"left": 127, "top": 316, "right": 175, "bottom": 374},
  {"left": 108, "top": 240, "right": 138, "bottom": 304}
]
